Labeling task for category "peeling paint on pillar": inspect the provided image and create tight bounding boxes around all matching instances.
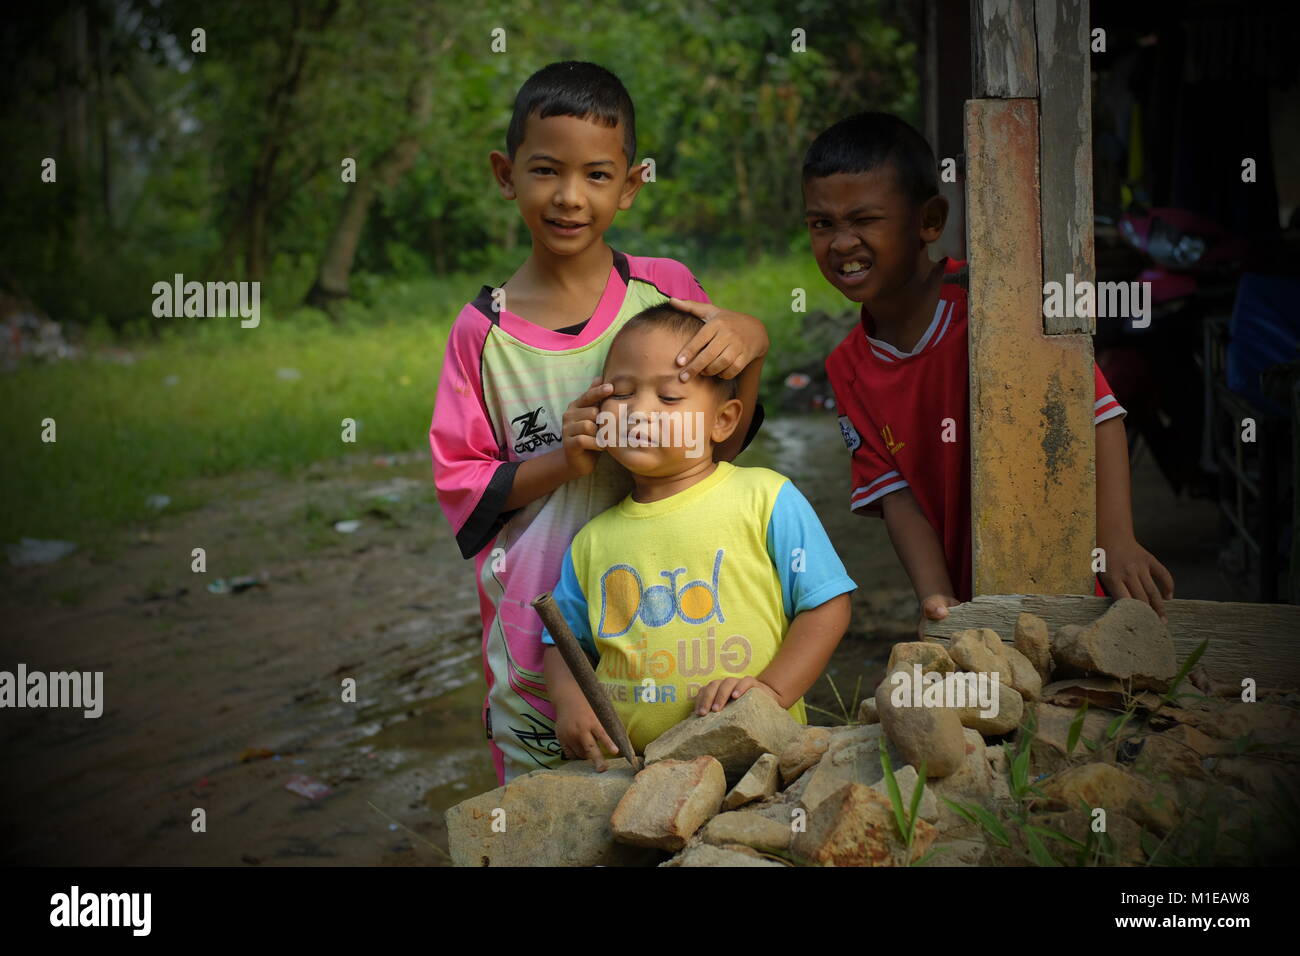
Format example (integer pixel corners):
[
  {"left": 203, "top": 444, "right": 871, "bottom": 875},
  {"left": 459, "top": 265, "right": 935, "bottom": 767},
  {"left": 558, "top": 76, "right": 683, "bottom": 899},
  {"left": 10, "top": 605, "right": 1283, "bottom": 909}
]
[{"left": 966, "top": 98, "right": 1095, "bottom": 597}]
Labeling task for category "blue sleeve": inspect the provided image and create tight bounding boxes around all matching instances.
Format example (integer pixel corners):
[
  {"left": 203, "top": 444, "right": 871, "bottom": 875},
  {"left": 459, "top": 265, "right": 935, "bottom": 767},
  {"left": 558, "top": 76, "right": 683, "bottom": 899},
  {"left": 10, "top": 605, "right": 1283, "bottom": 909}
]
[
  {"left": 765, "top": 481, "right": 857, "bottom": 620},
  {"left": 540, "top": 547, "right": 597, "bottom": 661}
]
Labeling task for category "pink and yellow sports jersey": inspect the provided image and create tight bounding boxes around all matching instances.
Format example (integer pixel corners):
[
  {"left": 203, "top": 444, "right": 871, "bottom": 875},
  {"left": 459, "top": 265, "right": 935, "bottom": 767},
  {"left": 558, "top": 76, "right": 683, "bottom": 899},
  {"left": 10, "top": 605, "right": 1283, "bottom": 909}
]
[{"left": 430, "top": 249, "right": 710, "bottom": 784}]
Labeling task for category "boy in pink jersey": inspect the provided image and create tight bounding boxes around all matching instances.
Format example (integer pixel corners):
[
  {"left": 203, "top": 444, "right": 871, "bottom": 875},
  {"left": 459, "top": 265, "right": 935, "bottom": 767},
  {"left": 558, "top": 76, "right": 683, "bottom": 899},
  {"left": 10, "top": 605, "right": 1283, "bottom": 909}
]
[{"left": 429, "top": 62, "right": 770, "bottom": 784}]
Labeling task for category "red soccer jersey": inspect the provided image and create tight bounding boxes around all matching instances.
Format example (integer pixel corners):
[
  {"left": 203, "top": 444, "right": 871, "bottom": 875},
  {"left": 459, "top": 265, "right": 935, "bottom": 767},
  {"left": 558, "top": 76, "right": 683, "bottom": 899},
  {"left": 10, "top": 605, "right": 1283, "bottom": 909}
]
[{"left": 825, "top": 257, "right": 1125, "bottom": 602}]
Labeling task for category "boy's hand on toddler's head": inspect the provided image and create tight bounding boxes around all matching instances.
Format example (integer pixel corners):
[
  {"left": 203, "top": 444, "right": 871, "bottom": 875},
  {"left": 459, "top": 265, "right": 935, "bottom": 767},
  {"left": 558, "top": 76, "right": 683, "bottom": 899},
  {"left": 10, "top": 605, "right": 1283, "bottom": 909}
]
[
  {"left": 555, "top": 698, "right": 620, "bottom": 772},
  {"left": 562, "top": 377, "right": 614, "bottom": 478},
  {"left": 1097, "top": 538, "right": 1175, "bottom": 622},
  {"left": 916, "top": 594, "right": 960, "bottom": 639},
  {"left": 694, "top": 676, "right": 781, "bottom": 716},
  {"left": 667, "top": 298, "right": 769, "bottom": 383}
]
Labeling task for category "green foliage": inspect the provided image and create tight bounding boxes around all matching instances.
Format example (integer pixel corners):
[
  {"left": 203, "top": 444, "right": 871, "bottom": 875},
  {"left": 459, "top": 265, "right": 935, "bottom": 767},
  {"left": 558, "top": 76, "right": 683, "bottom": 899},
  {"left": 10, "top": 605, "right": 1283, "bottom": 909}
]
[
  {"left": 2, "top": 0, "right": 916, "bottom": 327},
  {"left": 879, "top": 748, "right": 928, "bottom": 864}
]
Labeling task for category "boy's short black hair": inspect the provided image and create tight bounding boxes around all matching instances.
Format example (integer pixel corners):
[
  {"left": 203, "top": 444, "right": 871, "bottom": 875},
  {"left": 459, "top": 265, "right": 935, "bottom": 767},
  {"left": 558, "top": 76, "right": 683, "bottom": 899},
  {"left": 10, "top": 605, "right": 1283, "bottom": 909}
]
[
  {"left": 802, "top": 112, "right": 939, "bottom": 207},
  {"left": 506, "top": 61, "right": 636, "bottom": 165},
  {"left": 611, "top": 305, "right": 740, "bottom": 401}
]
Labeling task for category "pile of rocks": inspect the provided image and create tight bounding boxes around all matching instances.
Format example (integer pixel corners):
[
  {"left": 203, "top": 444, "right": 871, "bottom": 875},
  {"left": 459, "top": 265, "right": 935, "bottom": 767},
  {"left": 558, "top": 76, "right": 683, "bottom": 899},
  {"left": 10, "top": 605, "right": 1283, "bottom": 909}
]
[{"left": 445, "top": 598, "right": 1300, "bottom": 866}]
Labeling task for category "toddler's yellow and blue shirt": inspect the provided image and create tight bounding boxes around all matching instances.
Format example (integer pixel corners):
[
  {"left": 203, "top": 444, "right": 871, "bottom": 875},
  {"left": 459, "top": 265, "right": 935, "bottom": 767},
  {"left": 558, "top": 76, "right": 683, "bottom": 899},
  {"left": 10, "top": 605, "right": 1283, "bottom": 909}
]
[{"left": 541, "top": 461, "right": 856, "bottom": 753}]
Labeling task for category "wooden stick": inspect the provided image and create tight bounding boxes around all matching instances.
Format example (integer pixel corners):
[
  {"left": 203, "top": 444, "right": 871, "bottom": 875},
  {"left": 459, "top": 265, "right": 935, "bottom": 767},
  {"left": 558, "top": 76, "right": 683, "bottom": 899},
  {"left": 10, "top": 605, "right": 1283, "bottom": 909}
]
[{"left": 532, "top": 592, "right": 642, "bottom": 771}]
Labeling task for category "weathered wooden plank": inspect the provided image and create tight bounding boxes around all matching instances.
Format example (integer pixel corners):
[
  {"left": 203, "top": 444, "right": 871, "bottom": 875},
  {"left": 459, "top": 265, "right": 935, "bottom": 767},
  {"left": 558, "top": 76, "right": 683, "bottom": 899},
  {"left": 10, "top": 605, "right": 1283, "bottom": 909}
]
[
  {"left": 920, "top": 593, "right": 1300, "bottom": 687},
  {"left": 965, "top": 98, "right": 1095, "bottom": 596},
  {"left": 970, "top": 0, "right": 1038, "bottom": 97},
  {"left": 1036, "top": 0, "right": 1095, "bottom": 335}
]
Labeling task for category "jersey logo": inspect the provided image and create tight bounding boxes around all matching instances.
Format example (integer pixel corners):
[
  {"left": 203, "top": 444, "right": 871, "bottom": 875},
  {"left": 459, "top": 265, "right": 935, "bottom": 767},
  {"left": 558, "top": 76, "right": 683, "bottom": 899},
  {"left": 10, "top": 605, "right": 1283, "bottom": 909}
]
[
  {"left": 511, "top": 406, "right": 562, "bottom": 454},
  {"left": 598, "top": 550, "right": 725, "bottom": 639},
  {"left": 838, "top": 416, "right": 861, "bottom": 452},
  {"left": 881, "top": 424, "right": 906, "bottom": 455}
]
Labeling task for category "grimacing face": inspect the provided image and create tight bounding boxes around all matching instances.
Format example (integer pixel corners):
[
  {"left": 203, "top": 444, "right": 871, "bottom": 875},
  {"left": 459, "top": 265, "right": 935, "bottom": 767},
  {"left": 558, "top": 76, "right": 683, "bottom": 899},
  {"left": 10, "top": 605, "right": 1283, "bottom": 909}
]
[
  {"left": 803, "top": 167, "right": 927, "bottom": 304},
  {"left": 599, "top": 325, "right": 739, "bottom": 476}
]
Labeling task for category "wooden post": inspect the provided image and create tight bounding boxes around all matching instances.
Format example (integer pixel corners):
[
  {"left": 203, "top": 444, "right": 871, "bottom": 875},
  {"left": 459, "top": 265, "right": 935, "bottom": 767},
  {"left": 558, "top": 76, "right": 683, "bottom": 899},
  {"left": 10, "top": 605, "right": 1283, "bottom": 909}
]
[
  {"left": 967, "top": 0, "right": 1096, "bottom": 596},
  {"left": 1035, "top": 0, "right": 1095, "bottom": 335}
]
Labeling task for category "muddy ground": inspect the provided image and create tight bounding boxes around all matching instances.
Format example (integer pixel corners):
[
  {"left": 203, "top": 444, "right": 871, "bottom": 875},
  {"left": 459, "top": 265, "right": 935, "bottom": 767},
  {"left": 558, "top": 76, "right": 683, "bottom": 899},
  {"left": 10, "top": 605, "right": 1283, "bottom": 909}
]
[{"left": 0, "top": 414, "right": 1229, "bottom": 865}]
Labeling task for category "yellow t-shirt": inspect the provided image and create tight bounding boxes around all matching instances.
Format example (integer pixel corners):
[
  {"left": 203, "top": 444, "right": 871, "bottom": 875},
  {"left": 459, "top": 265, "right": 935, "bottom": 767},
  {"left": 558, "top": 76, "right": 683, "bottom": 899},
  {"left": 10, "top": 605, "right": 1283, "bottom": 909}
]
[{"left": 541, "top": 461, "right": 856, "bottom": 753}]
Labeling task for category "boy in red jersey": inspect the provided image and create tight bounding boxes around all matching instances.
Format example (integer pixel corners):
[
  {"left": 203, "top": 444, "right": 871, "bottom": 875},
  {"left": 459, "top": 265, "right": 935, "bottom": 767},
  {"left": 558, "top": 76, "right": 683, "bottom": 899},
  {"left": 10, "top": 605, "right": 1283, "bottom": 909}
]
[{"left": 800, "top": 112, "right": 1173, "bottom": 630}]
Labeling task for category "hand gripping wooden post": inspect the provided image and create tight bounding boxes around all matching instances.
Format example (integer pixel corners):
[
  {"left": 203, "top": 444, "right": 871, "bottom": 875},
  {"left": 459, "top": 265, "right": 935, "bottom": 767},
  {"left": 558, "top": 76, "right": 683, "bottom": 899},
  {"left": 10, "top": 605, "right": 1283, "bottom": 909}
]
[{"left": 532, "top": 591, "right": 642, "bottom": 772}]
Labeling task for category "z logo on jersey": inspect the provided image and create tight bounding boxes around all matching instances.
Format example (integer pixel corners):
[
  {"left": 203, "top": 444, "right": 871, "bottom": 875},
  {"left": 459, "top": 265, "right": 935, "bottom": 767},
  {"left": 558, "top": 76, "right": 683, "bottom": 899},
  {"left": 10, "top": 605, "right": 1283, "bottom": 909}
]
[{"left": 511, "top": 406, "right": 562, "bottom": 454}]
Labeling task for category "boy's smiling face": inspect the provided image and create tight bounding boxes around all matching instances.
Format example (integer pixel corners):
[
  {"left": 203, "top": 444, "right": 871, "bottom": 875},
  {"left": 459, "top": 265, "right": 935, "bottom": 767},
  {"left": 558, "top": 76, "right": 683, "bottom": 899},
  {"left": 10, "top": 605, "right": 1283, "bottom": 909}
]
[
  {"left": 803, "top": 166, "right": 941, "bottom": 304},
  {"left": 491, "top": 113, "right": 644, "bottom": 257},
  {"left": 599, "top": 324, "right": 740, "bottom": 477}
]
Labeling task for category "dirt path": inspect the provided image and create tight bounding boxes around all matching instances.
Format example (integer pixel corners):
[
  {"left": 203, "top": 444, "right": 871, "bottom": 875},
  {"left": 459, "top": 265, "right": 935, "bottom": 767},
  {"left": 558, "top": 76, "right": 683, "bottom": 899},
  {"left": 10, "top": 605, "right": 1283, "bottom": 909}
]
[{"left": 0, "top": 415, "right": 917, "bottom": 866}]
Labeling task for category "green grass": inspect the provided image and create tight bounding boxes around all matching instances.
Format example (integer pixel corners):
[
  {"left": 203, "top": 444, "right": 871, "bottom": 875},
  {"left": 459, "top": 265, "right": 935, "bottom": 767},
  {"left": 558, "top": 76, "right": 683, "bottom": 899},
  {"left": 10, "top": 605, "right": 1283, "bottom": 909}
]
[{"left": 0, "top": 254, "right": 850, "bottom": 545}]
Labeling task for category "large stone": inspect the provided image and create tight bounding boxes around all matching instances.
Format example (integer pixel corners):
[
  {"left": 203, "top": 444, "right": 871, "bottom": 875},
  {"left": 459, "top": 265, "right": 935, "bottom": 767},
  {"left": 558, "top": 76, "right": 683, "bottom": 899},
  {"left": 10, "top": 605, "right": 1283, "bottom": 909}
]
[
  {"left": 1050, "top": 599, "right": 1177, "bottom": 690},
  {"left": 644, "top": 688, "right": 802, "bottom": 784},
  {"left": 1014, "top": 612, "right": 1053, "bottom": 683},
  {"left": 751, "top": 799, "right": 803, "bottom": 828},
  {"left": 928, "top": 728, "right": 994, "bottom": 836},
  {"left": 781, "top": 765, "right": 813, "bottom": 806},
  {"left": 1211, "top": 756, "right": 1300, "bottom": 802},
  {"left": 700, "top": 810, "right": 792, "bottom": 853},
  {"left": 875, "top": 677, "right": 965, "bottom": 778},
  {"left": 1212, "top": 701, "right": 1300, "bottom": 750},
  {"left": 1027, "top": 702, "right": 1122, "bottom": 773},
  {"left": 659, "top": 843, "right": 785, "bottom": 867},
  {"left": 886, "top": 641, "right": 957, "bottom": 677},
  {"left": 791, "top": 783, "right": 937, "bottom": 866},
  {"left": 610, "top": 756, "right": 726, "bottom": 851},
  {"left": 1129, "top": 724, "right": 1224, "bottom": 780},
  {"left": 1039, "top": 762, "right": 1179, "bottom": 833},
  {"left": 954, "top": 676, "right": 1025, "bottom": 736},
  {"left": 1041, "top": 676, "right": 1130, "bottom": 710},
  {"left": 869, "top": 763, "right": 939, "bottom": 823},
  {"left": 948, "top": 628, "right": 1008, "bottom": 676},
  {"left": 777, "top": 726, "right": 831, "bottom": 786},
  {"left": 800, "top": 739, "right": 886, "bottom": 813},
  {"left": 1029, "top": 809, "right": 1146, "bottom": 865},
  {"left": 446, "top": 759, "right": 656, "bottom": 866},
  {"left": 915, "top": 837, "right": 987, "bottom": 867},
  {"left": 1000, "top": 644, "right": 1043, "bottom": 701},
  {"left": 826, "top": 722, "right": 885, "bottom": 753},
  {"left": 722, "top": 752, "right": 780, "bottom": 810}
]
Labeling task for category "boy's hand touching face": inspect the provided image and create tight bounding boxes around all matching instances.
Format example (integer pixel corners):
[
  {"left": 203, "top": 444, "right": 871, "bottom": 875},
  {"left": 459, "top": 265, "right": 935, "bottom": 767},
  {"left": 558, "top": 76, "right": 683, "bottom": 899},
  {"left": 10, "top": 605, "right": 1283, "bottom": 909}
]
[
  {"left": 666, "top": 298, "right": 769, "bottom": 382},
  {"left": 562, "top": 377, "right": 614, "bottom": 477},
  {"left": 1098, "top": 538, "right": 1175, "bottom": 621},
  {"left": 694, "top": 676, "right": 781, "bottom": 715}
]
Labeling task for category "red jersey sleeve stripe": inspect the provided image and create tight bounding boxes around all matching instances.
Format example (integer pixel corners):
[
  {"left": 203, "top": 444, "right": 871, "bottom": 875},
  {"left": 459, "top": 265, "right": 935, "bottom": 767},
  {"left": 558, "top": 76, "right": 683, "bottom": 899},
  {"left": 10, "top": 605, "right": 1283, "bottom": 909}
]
[
  {"left": 1094, "top": 394, "right": 1126, "bottom": 424},
  {"left": 852, "top": 473, "right": 909, "bottom": 508}
]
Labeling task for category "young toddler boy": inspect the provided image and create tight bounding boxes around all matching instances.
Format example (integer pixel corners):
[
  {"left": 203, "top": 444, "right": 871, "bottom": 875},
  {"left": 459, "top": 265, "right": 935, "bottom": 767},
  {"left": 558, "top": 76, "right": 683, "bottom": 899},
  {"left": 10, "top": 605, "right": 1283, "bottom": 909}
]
[
  {"left": 430, "top": 62, "right": 770, "bottom": 785},
  {"left": 800, "top": 112, "right": 1174, "bottom": 628},
  {"left": 540, "top": 305, "right": 856, "bottom": 768}
]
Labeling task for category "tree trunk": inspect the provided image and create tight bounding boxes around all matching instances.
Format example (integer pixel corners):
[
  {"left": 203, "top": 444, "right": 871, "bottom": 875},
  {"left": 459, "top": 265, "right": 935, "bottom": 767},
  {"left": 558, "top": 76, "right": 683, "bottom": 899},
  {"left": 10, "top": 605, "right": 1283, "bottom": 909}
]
[
  {"left": 305, "top": 25, "right": 437, "bottom": 310},
  {"left": 58, "top": 4, "right": 91, "bottom": 268},
  {"left": 732, "top": 147, "right": 758, "bottom": 259}
]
